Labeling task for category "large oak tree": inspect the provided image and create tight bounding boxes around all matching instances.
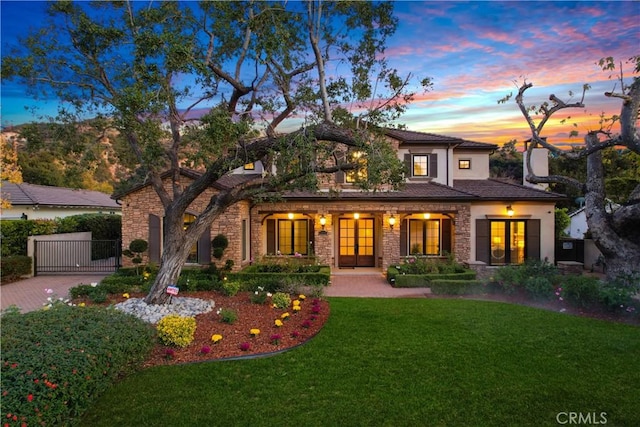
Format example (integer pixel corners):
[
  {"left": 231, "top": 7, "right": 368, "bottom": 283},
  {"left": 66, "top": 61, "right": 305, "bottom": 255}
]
[
  {"left": 509, "top": 56, "right": 640, "bottom": 283},
  {"left": 2, "top": 1, "right": 429, "bottom": 303}
]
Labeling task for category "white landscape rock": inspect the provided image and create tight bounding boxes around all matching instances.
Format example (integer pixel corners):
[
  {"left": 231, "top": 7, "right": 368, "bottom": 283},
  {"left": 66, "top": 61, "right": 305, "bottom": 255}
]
[{"left": 114, "top": 297, "right": 215, "bottom": 323}]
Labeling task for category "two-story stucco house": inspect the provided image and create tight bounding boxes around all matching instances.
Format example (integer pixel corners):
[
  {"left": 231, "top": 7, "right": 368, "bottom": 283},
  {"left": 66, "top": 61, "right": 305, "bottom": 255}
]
[{"left": 117, "top": 128, "right": 563, "bottom": 277}]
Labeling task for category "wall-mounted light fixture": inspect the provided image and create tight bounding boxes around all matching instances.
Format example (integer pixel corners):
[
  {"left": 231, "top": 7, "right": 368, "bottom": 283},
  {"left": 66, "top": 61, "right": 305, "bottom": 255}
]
[
  {"left": 288, "top": 212, "right": 294, "bottom": 219},
  {"left": 423, "top": 213, "right": 431, "bottom": 219},
  {"left": 506, "top": 205, "right": 514, "bottom": 217},
  {"left": 354, "top": 213, "right": 360, "bottom": 220},
  {"left": 389, "top": 215, "right": 396, "bottom": 229},
  {"left": 319, "top": 215, "right": 327, "bottom": 231}
]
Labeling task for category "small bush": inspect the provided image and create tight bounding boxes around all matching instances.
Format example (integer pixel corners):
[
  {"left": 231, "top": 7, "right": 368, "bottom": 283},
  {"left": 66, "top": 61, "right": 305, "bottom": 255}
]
[
  {"left": 524, "top": 276, "right": 555, "bottom": 300},
  {"left": 560, "top": 276, "right": 601, "bottom": 308},
  {"left": 0, "top": 255, "right": 32, "bottom": 283},
  {"left": 221, "top": 280, "right": 241, "bottom": 297},
  {"left": 272, "top": 292, "right": 291, "bottom": 309},
  {"left": 156, "top": 315, "right": 197, "bottom": 348},
  {"left": 219, "top": 308, "right": 238, "bottom": 324},
  {"left": 250, "top": 287, "right": 269, "bottom": 304}
]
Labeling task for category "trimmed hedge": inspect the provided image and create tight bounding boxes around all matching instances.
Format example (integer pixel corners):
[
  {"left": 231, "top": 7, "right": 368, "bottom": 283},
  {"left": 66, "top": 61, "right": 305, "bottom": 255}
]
[
  {"left": 227, "top": 266, "right": 331, "bottom": 292},
  {"left": 429, "top": 280, "right": 486, "bottom": 295},
  {"left": 0, "top": 255, "right": 32, "bottom": 284},
  {"left": 387, "top": 266, "right": 476, "bottom": 287}
]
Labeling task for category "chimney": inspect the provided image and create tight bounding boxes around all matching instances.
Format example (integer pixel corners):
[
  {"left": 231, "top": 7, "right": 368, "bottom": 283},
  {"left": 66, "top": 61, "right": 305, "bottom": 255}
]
[{"left": 523, "top": 139, "right": 549, "bottom": 190}]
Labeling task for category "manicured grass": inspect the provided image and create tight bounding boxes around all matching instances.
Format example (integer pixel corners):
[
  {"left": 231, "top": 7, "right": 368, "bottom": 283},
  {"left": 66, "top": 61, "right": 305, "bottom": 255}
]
[{"left": 82, "top": 299, "right": 639, "bottom": 426}]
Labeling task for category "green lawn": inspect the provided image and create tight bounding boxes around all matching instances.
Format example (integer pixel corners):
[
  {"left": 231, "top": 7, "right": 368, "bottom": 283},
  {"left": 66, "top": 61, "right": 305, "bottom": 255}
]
[{"left": 82, "top": 298, "right": 639, "bottom": 426}]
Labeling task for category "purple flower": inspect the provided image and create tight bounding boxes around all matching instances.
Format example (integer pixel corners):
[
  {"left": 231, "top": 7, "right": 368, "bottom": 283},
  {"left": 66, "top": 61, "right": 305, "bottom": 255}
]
[
  {"left": 200, "top": 346, "right": 211, "bottom": 354},
  {"left": 239, "top": 342, "right": 251, "bottom": 351},
  {"left": 291, "top": 330, "right": 300, "bottom": 338},
  {"left": 302, "top": 320, "right": 312, "bottom": 329}
]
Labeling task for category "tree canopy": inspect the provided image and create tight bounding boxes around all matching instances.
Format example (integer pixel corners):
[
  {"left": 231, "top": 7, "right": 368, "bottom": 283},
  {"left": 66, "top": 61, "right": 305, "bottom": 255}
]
[
  {"left": 2, "top": 0, "right": 430, "bottom": 303},
  {"left": 504, "top": 56, "right": 640, "bottom": 282}
]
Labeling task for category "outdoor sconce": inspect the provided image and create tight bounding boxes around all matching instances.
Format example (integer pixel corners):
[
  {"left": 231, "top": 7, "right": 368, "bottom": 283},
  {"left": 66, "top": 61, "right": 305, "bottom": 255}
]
[
  {"left": 389, "top": 215, "right": 396, "bottom": 229},
  {"left": 506, "top": 205, "right": 514, "bottom": 217},
  {"left": 423, "top": 213, "right": 431, "bottom": 219},
  {"left": 288, "top": 212, "right": 294, "bottom": 219},
  {"left": 319, "top": 215, "right": 328, "bottom": 235},
  {"left": 354, "top": 213, "right": 360, "bottom": 220}
]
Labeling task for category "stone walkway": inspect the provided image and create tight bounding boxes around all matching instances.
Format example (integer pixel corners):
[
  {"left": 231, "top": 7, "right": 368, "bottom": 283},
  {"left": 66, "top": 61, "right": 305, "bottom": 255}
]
[
  {"left": 1, "top": 274, "right": 109, "bottom": 313},
  {"left": 1, "top": 268, "right": 430, "bottom": 313}
]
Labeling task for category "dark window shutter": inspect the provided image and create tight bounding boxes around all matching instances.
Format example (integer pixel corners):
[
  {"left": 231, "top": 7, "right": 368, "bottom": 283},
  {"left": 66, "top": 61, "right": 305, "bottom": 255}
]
[
  {"left": 148, "top": 214, "right": 161, "bottom": 264},
  {"left": 400, "top": 219, "right": 408, "bottom": 257},
  {"left": 476, "top": 219, "right": 490, "bottom": 264},
  {"left": 336, "top": 152, "right": 345, "bottom": 183},
  {"left": 526, "top": 219, "right": 541, "bottom": 261},
  {"left": 404, "top": 153, "right": 412, "bottom": 177},
  {"left": 198, "top": 226, "right": 211, "bottom": 265},
  {"left": 266, "top": 219, "right": 276, "bottom": 254},
  {"left": 441, "top": 218, "right": 452, "bottom": 255},
  {"left": 430, "top": 153, "right": 438, "bottom": 178}
]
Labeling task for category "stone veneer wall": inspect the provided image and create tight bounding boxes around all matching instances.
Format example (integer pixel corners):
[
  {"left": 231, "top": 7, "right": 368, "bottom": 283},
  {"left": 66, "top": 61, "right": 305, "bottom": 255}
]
[
  {"left": 250, "top": 200, "right": 471, "bottom": 271},
  {"left": 121, "top": 178, "right": 247, "bottom": 271}
]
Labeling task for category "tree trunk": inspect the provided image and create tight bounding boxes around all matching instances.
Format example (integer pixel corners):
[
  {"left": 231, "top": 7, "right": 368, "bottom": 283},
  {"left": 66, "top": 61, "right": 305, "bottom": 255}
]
[
  {"left": 584, "top": 133, "right": 640, "bottom": 283},
  {"left": 144, "top": 211, "right": 199, "bottom": 305},
  {"left": 144, "top": 250, "right": 186, "bottom": 305}
]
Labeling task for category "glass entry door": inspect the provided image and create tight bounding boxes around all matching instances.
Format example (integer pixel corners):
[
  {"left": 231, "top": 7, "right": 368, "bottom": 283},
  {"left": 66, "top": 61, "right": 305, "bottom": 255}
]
[{"left": 338, "top": 218, "right": 375, "bottom": 267}]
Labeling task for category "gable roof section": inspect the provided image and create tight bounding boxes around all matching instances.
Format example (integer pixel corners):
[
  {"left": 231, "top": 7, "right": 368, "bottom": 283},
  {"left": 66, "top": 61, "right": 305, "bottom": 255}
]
[
  {"left": 1, "top": 182, "right": 120, "bottom": 209},
  {"left": 383, "top": 128, "right": 497, "bottom": 150},
  {"left": 453, "top": 179, "right": 565, "bottom": 201}
]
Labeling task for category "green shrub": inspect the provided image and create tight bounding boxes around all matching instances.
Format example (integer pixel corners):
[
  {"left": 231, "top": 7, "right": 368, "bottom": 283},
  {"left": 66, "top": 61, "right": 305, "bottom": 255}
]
[
  {"left": 560, "top": 276, "right": 601, "bottom": 308},
  {"left": 1, "top": 304, "right": 154, "bottom": 426},
  {"left": 492, "top": 260, "right": 559, "bottom": 295},
  {"left": 212, "top": 234, "right": 229, "bottom": 259},
  {"left": 156, "top": 315, "right": 197, "bottom": 348},
  {"left": 250, "top": 287, "right": 269, "bottom": 304},
  {"left": 430, "top": 280, "right": 486, "bottom": 295},
  {"left": 272, "top": 292, "right": 291, "bottom": 309},
  {"left": 221, "top": 280, "right": 241, "bottom": 296},
  {"left": 598, "top": 277, "right": 639, "bottom": 313},
  {"left": 0, "top": 219, "right": 57, "bottom": 257},
  {"left": 524, "top": 276, "right": 555, "bottom": 300},
  {"left": 218, "top": 308, "right": 238, "bottom": 324},
  {"left": 386, "top": 267, "right": 476, "bottom": 288},
  {"left": 0, "top": 255, "right": 32, "bottom": 283},
  {"left": 226, "top": 266, "right": 331, "bottom": 291}
]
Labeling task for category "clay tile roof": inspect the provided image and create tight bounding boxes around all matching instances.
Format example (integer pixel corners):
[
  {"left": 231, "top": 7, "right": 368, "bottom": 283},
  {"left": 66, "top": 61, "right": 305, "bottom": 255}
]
[
  {"left": 453, "top": 179, "right": 566, "bottom": 201},
  {"left": 1, "top": 182, "right": 120, "bottom": 209},
  {"left": 283, "top": 182, "right": 477, "bottom": 201},
  {"left": 383, "top": 128, "right": 497, "bottom": 150}
]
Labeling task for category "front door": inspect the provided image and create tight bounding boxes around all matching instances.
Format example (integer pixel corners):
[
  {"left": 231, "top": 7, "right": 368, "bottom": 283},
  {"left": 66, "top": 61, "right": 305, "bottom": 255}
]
[{"left": 338, "top": 218, "right": 375, "bottom": 267}]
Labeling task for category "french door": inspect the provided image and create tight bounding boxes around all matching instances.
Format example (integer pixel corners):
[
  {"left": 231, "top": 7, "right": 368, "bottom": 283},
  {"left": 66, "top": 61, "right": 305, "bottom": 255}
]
[{"left": 338, "top": 218, "right": 375, "bottom": 267}]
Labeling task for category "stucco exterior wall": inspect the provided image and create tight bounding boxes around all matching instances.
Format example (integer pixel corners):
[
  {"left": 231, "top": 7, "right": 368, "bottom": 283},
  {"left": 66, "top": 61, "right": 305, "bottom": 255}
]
[
  {"left": 452, "top": 151, "right": 490, "bottom": 180},
  {"left": 469, "top": 201, "right": 556, "bottom": 264}
]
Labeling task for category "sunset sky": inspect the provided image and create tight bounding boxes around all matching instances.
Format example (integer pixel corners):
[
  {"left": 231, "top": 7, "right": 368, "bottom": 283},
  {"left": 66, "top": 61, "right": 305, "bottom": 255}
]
[{"left": 1, "top": 1, "right": 639, "bottom": 148}]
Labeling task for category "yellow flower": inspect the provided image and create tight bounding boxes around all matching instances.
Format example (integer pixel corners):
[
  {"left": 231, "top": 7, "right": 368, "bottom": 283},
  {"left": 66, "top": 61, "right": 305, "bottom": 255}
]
[
  {"left": 275, "top": 319, "right": 283, "bottom": 327},
  {"left": 299, "top": 294, "right": 306, "bottom": 300},
  {"left": 281, "top": 312, "right": 290, "bottom": 319},
  {"left": 211, "top": 334, "right": 223, "bottom": 343},
  {"left": 250, "top": 328, "right": 260, "bottom": 336},
  {"left": 78, "top": 302, "right": 86, "bottom": 307},
  {"left": 293, "top": 305, "right": 302, "bottom": 312},
  {"left": 122, "top": 293, "right": 130, "bottom": 299},
  {"left": 293, "top": 300, "right": 301, "bottom": 306}
]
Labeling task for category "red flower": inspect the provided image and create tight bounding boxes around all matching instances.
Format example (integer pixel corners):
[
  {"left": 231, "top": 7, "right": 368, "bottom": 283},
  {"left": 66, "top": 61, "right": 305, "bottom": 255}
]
[{"left": 27, "top": 394, "right": 33, "bottom": 402}]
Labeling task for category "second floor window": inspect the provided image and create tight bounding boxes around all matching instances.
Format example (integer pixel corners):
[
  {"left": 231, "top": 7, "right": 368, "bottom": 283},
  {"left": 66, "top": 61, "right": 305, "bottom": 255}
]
[
  {"left": 346, "top": 151, "right": 367, "bottom": 183},
  {"left": 413, "top": 155, "right": 429, "bottom": 176},
  {"left": 244, "top": 163, "right": 255, "bottom": 170},
  {"left": 458, "top": 159, "right": 471, "bottom": 169}
]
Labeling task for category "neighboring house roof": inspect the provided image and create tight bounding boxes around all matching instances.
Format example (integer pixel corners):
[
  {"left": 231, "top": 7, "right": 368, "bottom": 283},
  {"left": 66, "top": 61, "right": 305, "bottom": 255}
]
[
  {"left": 383, "top": 128, "right": 498, "bottom": 150},
  {"left": 1, "top": 182, "right": 120, "bottom": 210}
]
